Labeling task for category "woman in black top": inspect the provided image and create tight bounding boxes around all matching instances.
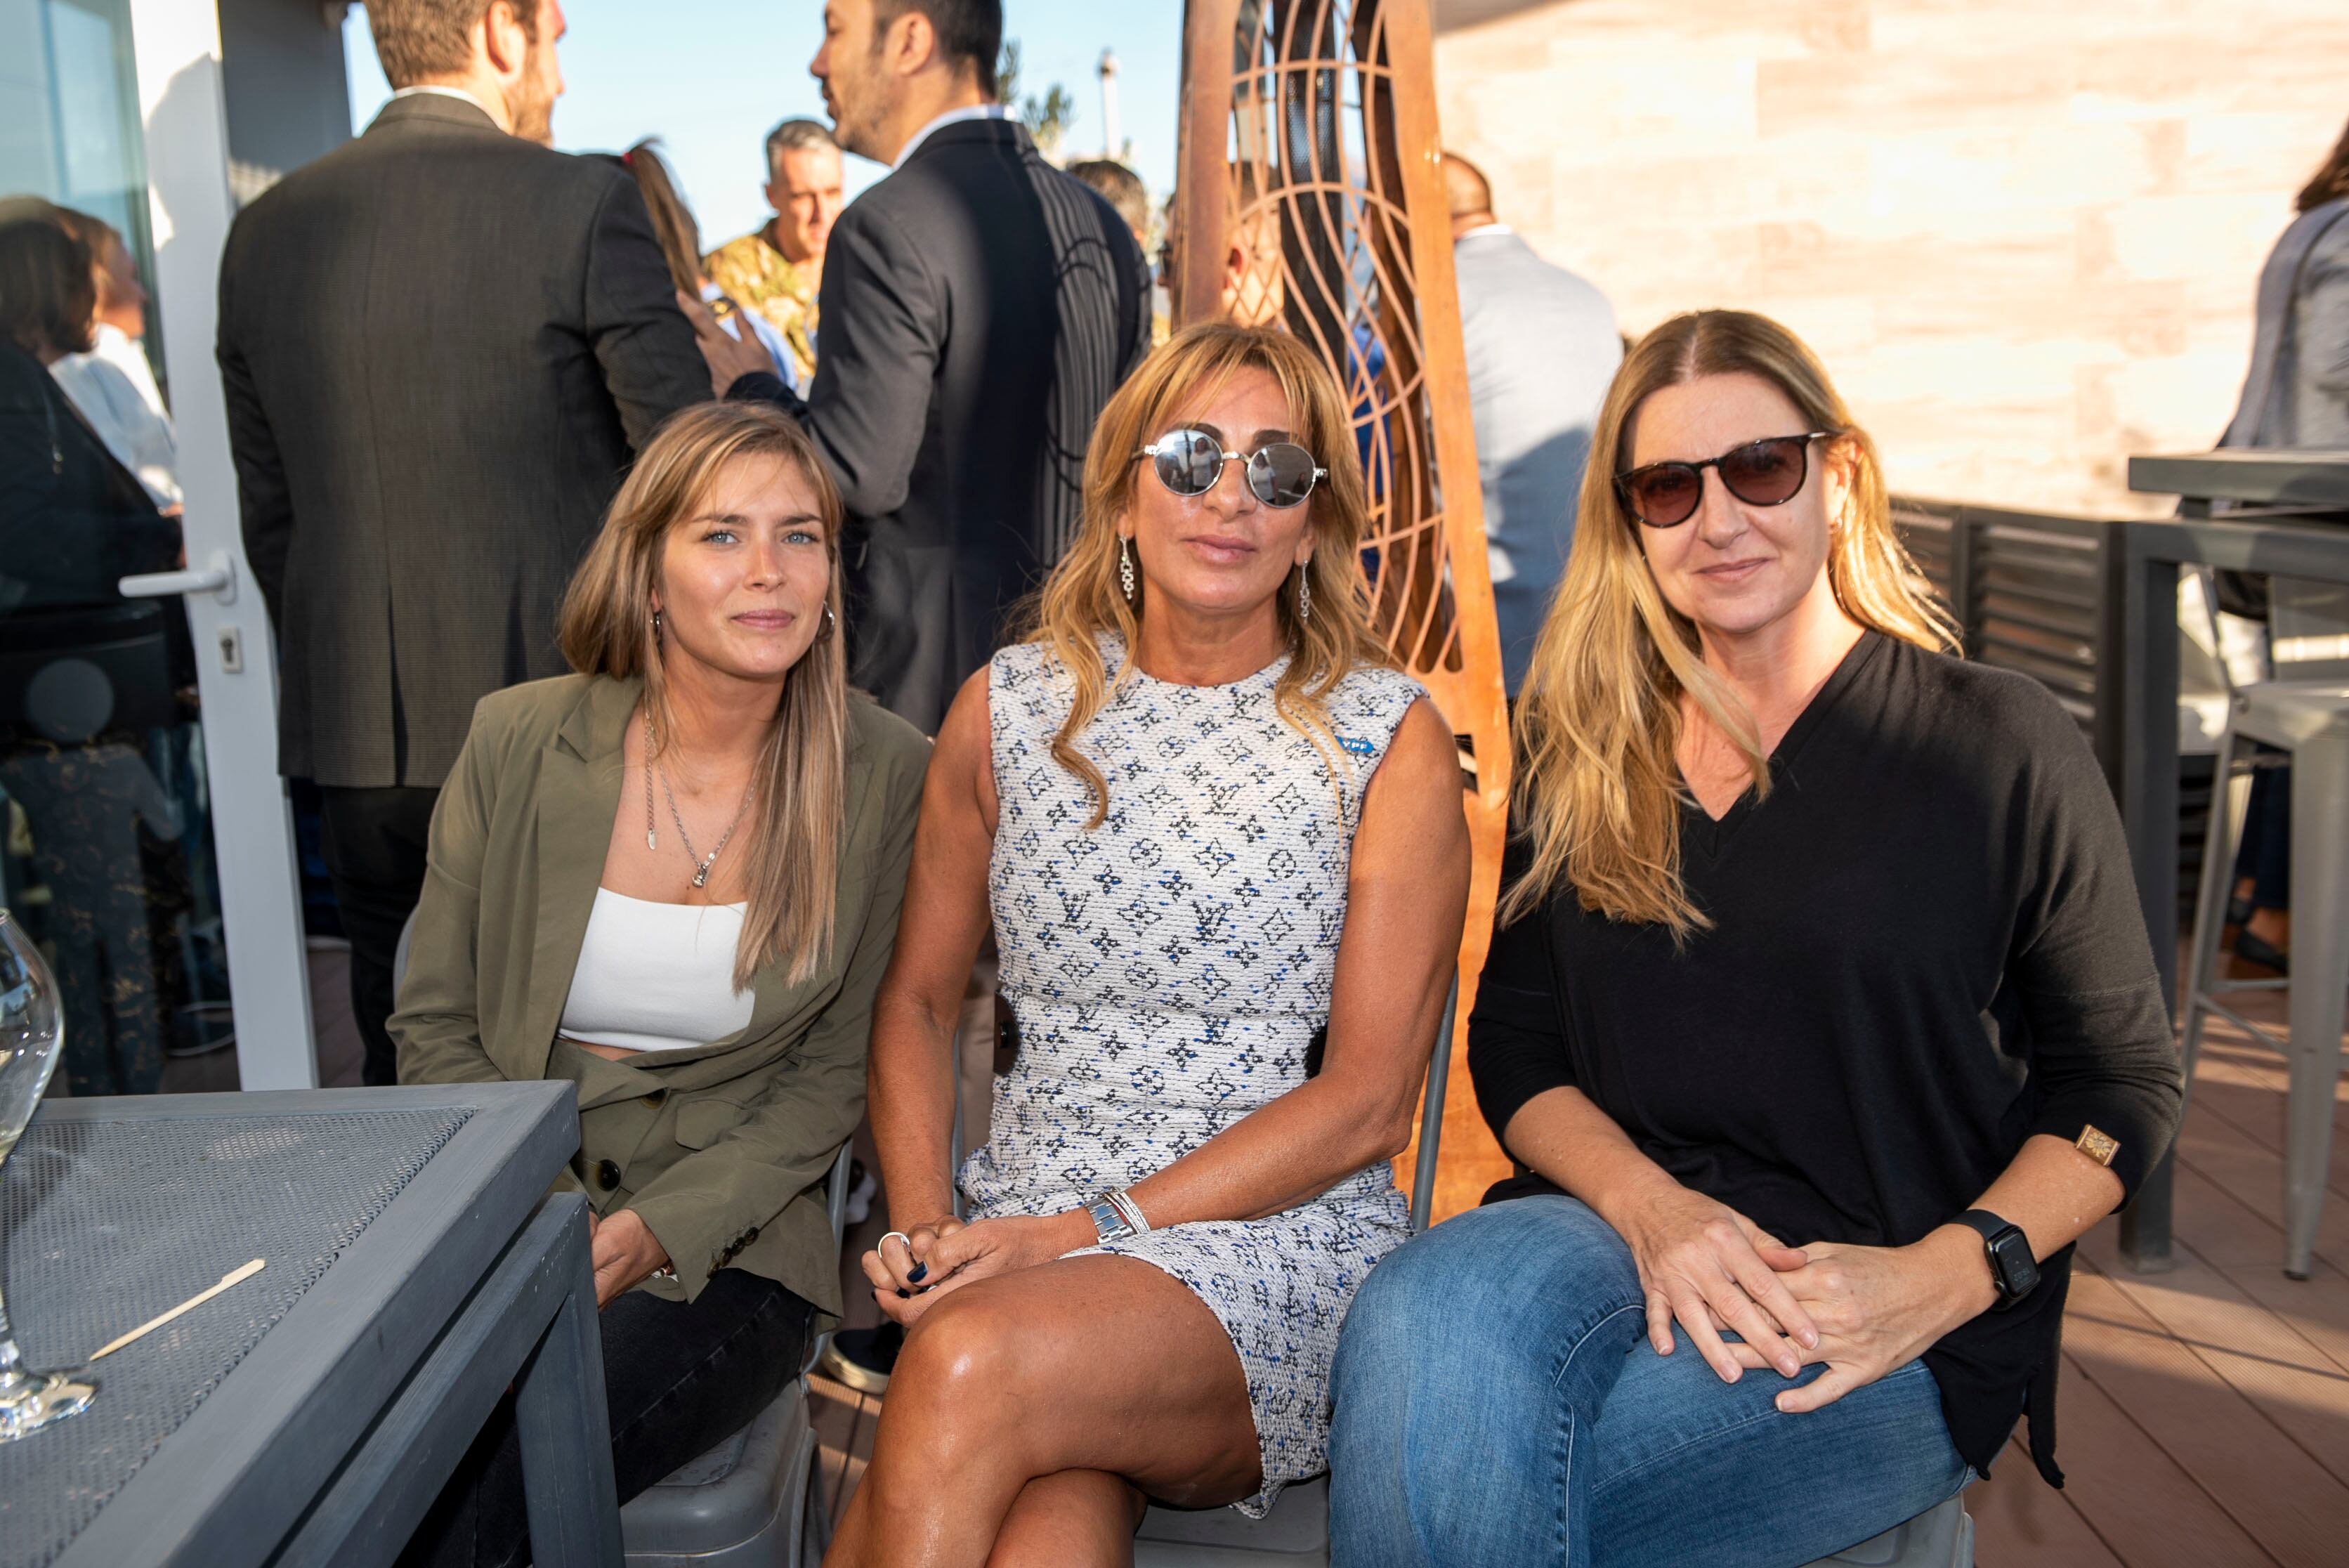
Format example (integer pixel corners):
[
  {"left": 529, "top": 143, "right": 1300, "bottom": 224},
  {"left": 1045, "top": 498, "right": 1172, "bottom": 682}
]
[
  {"left": 1328, "top": 310, "right": 2181, "bottom": 1567},
  {"left": 0, "top": 207, "right": 181, "bottom": 608}
]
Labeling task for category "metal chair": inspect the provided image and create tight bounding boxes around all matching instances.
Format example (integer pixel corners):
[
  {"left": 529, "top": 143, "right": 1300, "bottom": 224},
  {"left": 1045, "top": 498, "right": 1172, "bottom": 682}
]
[
  {"left": 1805, "top": 1494, "right": 1972, "bottom": 1568},
  {"left": 391, "top": 908, "right": 853, "bottom": 1565},
  {"left": 620, "top": 1142, "right": 853, "bottom": 1567},
  {"left": 2180, "top": 677, "right": 2349, "bottom": 1278}
]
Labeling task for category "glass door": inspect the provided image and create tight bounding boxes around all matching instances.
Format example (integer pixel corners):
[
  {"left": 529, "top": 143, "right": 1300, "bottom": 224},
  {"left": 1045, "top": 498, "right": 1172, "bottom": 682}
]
[{"left": 0, "top": 0, "right": 315, "bottom": 1091}]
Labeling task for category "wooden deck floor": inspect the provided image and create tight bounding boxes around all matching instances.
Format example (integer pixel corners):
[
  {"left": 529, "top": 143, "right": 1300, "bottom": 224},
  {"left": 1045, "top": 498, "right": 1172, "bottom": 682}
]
[
  {"left": 1969, "top": 1017, "right": 2349, "bottom": 1568},
  {"left": 811, "top": 995, "right": 2349, "bottom": 1566}
]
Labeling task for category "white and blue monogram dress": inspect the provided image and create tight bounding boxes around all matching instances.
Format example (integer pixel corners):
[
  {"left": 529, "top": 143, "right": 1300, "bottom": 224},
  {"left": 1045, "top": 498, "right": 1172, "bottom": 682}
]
[{"left": 962, "top": 633, "right": 1425, "bottom": 1515}]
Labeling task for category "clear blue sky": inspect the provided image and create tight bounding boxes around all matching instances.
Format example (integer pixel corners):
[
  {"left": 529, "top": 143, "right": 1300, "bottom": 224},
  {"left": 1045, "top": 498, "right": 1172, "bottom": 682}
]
[{"left": 343, "top": 2, "right": 1182, "bottom": 246}]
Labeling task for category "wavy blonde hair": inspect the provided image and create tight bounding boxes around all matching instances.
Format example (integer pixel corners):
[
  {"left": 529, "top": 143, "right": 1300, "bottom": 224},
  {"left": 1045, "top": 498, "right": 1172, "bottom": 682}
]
[
  {"left": 1508, "top": 309, "right": 1957, "bottom": 935},
  {"left": 558, "top": 401, "right": 849, "bottom": 990},
  {"left": 1023, "top": 322, "right": 1391, "bottom": 823}
]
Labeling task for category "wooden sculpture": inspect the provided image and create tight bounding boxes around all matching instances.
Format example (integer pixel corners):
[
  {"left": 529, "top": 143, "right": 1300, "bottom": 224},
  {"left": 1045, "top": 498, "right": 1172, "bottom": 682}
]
[{"left": 1174, "top": 0, "right": 1511, "bottom": 1218}]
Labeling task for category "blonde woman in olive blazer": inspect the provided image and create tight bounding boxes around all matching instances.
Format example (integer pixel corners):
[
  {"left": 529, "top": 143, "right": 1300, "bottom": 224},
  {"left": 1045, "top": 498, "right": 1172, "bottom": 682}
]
[{"left": 390, "top": 403, "right": 926, "bottom": 1568}]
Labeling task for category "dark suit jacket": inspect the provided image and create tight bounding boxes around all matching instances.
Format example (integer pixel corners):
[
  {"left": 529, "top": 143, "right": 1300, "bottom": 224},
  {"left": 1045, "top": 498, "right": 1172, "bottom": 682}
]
[
  {"left": 216, "top": 93, "right": 710, "bottom": 789},
  {"left": 731, "top": 117, "right": 1151, "bottom": 733}
]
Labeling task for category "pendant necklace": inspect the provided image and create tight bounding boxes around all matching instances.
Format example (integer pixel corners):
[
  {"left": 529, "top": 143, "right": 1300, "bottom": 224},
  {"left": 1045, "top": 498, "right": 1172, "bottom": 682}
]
[{"left": 643, "top": 716, "right": 752, "bottom": 890}]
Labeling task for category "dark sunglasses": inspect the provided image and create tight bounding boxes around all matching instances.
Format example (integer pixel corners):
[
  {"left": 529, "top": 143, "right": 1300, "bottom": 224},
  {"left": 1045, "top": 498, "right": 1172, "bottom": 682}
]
[
  {"left": 1137, "top": 429, "right": 1326, "bottom": 509},
  {"left": 1616, "top": 432, "right": 1833, "bottom": 528}
]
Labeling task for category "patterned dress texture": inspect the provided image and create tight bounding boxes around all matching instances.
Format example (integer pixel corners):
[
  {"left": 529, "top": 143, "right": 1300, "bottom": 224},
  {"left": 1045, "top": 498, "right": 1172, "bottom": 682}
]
[{"left": 965, "top": 634, "right": 1425, "bottom": 1514}]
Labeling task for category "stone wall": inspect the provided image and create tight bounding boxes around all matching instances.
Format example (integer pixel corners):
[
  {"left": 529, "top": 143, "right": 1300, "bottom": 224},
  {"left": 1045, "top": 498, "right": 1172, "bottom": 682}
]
[{"left": 1432, "top": 0, "right": 2349, "bottom": 517}]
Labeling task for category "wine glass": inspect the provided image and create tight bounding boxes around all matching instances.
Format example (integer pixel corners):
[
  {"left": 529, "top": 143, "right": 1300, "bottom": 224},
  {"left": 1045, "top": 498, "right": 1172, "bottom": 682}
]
[{"left": 0, "top": 907, "right": 93, "bottom": 1439}]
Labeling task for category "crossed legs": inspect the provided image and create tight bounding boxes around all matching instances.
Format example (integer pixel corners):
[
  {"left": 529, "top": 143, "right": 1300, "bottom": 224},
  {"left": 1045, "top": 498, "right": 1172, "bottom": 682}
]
[
  {"left": 1329, "top": 1196, "right": 1968, "bottom": 1568},
  {"left": 825, "top": 1253, "right": 1262, "bottom": 1568}
]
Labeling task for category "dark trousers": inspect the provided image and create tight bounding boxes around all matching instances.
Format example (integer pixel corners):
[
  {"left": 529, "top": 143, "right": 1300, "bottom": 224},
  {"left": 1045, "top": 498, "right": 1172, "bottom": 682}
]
[
  {"left": 401, "top": 1269, "right": 815, "bottom": 1568},
  {"left": 2232, "top": 762, "right": 2293, "bottom": 911},
  {"left": 316, "top": 784, "right": 440, "bottom": 1085}
]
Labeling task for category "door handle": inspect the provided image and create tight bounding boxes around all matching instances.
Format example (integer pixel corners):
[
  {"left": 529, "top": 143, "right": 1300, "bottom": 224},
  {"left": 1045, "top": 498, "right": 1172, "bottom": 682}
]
[{"left": 120, "top": 552, "right": 237, "bottom": 606}]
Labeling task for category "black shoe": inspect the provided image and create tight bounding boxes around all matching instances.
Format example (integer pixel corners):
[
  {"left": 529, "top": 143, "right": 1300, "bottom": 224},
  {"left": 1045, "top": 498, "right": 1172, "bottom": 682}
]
[
  {"left": 819, "top": 1322, "right": 902, "bottom": 1395},
  {"left": 2232, "top": 929, "right": 2290, "bottom": 976}
]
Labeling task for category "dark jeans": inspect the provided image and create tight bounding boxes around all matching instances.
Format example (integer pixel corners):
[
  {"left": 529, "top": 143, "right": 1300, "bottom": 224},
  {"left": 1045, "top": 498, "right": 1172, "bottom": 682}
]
[
  {"left": 316, "top": 783, "right": 440, "bottom": 1085},
  {"left": 401, "top": 1268, "right": 815, "bottom": 1568}
]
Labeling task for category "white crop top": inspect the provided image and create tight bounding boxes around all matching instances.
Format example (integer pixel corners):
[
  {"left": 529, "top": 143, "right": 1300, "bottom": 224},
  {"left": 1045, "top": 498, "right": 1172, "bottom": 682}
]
[{"left": 558, "top": 888, "right": 754, "bottom": 1054}]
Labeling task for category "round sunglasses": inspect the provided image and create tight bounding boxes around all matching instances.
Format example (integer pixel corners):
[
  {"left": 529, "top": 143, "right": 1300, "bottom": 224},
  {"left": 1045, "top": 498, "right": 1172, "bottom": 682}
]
[
  {"left": 1137, "top": 429, "right": 1327, "bottom": 509},
  {"left": 1616, "top": 432, "right": 1833, "bottom": 528}
]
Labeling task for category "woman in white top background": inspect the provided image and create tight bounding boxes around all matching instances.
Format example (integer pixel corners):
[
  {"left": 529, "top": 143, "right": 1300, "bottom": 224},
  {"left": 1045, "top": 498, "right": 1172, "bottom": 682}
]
[
  {"left": 391, "top": 400, "right": 929, "bottom": 1568},
  {"left": 41, "top": 207, "right": 179, "bottom": 512}
]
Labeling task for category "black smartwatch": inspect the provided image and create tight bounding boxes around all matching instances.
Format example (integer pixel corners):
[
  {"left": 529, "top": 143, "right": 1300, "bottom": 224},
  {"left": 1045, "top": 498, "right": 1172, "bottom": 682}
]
[{"left": 1953, "top": 1210, "right": 2039, "bottom": 1312}]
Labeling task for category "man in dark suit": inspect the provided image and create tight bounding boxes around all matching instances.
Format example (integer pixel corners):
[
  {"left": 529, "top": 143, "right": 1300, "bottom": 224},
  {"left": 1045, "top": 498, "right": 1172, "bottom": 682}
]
[
  {"left": 217, "top": 0, "right": 708, "bottom": 1085},
  {"left": 688, "top": 0, "right": 1152, "bottom": 733}
]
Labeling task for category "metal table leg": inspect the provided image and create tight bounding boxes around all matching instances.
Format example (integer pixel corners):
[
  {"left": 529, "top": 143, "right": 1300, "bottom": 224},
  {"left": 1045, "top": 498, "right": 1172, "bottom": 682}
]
[
  {"left": 273, "top": 1194, "right": 622, "bottom": 1568},
  {"left": 2119, "top": 547, "right": 2182, "bottom": 1272}
]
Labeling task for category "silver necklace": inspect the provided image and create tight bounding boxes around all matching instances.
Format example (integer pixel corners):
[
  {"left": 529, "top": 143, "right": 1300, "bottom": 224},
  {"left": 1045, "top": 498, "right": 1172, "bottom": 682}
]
[{"left": 642, "top": 717, "right": 752, "bottom": 889}]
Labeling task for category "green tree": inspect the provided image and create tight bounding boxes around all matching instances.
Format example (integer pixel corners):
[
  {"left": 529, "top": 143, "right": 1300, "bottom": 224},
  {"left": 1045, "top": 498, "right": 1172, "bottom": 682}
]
[{"left": 997, "top": 39, "right": 1078, "bottom": 162}]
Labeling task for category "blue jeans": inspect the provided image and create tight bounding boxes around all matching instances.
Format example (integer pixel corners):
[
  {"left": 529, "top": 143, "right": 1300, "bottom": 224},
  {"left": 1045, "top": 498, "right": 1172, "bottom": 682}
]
[{"left": 1329, "top": 1196, "right": 1968, "bottom": 1568}]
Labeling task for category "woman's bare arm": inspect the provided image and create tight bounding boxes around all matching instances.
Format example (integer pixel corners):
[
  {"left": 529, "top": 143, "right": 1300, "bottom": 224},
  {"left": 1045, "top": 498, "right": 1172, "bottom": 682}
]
[
  {"left": 1117, "top": 698, "right": 1469, "bottom": 1224},
  {"left": 864, "top": 668, "right": 998, "bottom": 1229},
  {"left": 875, "top": 696, "right": 1467, "bottom": 1317}
]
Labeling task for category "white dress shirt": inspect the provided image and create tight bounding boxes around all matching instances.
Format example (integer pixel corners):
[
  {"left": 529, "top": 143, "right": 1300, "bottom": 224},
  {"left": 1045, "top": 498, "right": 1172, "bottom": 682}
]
[{"left": 49, "top": 324, "right": 181, "bottom": 508}]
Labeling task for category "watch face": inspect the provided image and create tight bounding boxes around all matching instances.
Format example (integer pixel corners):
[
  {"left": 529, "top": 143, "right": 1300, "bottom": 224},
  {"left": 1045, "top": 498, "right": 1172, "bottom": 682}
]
[{"left": 1989, "top": 1229, "right": 2040, "bottom": 1299}]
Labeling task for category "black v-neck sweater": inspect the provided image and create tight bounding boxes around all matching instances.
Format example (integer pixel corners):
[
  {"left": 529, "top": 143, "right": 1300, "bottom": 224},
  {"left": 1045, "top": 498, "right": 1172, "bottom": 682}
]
[{"left": 1467, "top": 632, "right": 2183, "bottom": 1484}]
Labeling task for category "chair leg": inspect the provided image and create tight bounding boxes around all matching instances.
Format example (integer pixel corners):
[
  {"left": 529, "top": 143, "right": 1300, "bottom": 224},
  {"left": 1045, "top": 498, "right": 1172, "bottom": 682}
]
[
  {"left": 2182, "top": 729, "right": 2249, "bottom": 1087},
  {"left": 2282, "top": 735, "right": 2349, "bottom": 1280}
]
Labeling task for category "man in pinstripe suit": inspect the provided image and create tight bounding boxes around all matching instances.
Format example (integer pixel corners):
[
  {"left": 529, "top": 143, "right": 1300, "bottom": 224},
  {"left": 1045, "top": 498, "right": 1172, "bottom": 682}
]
[{"left": 689, "top": 0, "right": 1152, "bottom": 735}]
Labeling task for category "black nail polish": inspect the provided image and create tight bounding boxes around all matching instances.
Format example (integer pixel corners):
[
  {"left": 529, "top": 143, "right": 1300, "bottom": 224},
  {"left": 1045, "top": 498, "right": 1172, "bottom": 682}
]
[
  {"left": 896, "top": 1288, "right": 910, "bottom": 1298},
  {"left": 908, "top": 1262, "right": 928, "bottom": 1283}
]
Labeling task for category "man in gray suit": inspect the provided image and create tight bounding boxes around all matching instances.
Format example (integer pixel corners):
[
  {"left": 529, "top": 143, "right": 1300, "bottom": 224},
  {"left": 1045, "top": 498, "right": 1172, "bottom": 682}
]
[
  {"left": 688, "top": 0, "right": 1151, "bottom": 734},
  {"left": 217, "top": 0, "right": 709, "bottom": 1084},
  {"left": 1445, "top": 152, "right": 1621, "bottom": 696}
]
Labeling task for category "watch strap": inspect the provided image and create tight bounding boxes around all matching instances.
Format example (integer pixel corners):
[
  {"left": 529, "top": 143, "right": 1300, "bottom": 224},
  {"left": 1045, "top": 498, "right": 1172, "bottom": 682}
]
[{"left": 1954, "top": 1208, "right": 2034, "bottom": 1309}]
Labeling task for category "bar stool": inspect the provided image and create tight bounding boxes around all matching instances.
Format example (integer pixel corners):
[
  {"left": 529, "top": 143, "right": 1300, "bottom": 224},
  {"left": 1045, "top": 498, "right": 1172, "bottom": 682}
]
[{"left": 2181, "top": 679, "right": 2349, "bottom": 1279}]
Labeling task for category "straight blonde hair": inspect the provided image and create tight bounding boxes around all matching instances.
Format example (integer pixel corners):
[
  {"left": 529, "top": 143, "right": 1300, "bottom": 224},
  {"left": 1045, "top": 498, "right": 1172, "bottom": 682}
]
[
  {"left": 558, "top": 402, "right": 849, "bottom": 990},
  {"left": 1508, "top": 309, "right": 1957, "bottom": 936},
  {"left": 1023, "top": 322, "right": 1392, "bottom": 823}
]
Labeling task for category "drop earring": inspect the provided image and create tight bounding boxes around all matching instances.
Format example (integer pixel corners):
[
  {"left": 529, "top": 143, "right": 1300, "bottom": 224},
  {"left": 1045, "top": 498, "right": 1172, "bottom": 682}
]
[
  {"left": 1119, "top": 536, "right": 1136, "bottom": 602},
  {"left": 651, "top": 608, "right": 663, "bottom": 640},
  {"left": 1297, "top": 567, "right": 1311, "bottom": 625}
]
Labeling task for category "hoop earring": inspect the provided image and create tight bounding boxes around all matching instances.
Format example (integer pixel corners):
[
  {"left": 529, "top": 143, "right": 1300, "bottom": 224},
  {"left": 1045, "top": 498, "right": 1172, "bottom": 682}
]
[
  {"left": 1119, "top": 536, "right": 1136, "bottom": 602},
  {"left": 1297, "top": 566, "right": 1311, "bottom": 625}
]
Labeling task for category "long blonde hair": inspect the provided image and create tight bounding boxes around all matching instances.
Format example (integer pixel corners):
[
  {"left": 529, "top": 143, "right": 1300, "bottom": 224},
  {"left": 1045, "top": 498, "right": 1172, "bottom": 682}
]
[
  {"left": 1024, "top": 321, "right": 1391, "bottom": 823},
  {"left": 1508, "top": 309, "right": 1956, "bottom": 935},
  {"left": 558, "top": 402, "right": 849, "bottom": 990}
]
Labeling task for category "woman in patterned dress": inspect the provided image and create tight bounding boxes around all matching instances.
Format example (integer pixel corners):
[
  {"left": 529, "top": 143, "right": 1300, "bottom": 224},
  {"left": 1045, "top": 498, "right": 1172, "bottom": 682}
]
[{"left": 825, "top": 323, "right": 1470, "bottom": 1567}]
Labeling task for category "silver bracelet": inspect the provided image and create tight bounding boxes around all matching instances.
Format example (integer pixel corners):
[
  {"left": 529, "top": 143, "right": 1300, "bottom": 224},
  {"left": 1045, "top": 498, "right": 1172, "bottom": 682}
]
[{"left": 1108, "top": 1188, "right": 1152, "bottom": 1236}]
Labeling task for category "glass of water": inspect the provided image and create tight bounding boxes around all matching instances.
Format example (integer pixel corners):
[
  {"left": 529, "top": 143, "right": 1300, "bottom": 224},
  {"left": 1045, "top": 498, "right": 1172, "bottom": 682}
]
[{"left": 0, "top": 908, "right": 93, "bottom": 1439}]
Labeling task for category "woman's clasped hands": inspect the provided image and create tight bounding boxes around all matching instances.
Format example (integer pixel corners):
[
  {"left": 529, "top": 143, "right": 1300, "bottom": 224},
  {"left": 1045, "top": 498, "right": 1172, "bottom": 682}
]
[
  {"left": 1616, "top": 1177, "right": 1996, "bottom": 1413},
  {"left": 861, "top": 1209, "right": 1096, "bottom": 1325}
]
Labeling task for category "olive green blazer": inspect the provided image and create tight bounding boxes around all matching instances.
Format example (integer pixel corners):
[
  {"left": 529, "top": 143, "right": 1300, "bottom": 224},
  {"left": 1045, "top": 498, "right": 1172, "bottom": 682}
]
[{"left": 391, "top": 673, "right": 928, "bottom": 1318}]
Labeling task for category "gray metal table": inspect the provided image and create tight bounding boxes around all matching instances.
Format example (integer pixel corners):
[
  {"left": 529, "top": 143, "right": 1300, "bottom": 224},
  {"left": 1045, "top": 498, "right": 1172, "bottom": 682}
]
[
  {"left": 0, "top": 1083, "right": 619, "bottom": 1568},
  {"left": 2116, "top": 452, "right": 2349, "bottom": 1269}
]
